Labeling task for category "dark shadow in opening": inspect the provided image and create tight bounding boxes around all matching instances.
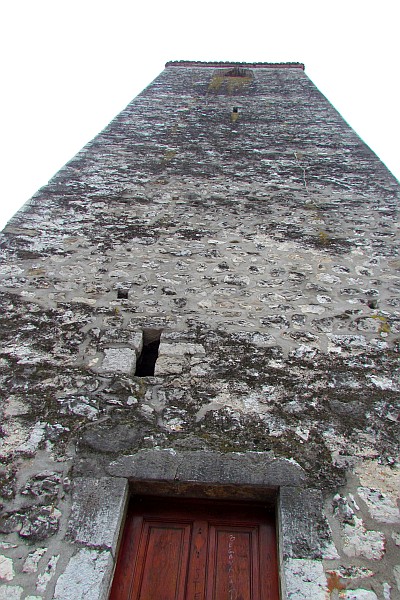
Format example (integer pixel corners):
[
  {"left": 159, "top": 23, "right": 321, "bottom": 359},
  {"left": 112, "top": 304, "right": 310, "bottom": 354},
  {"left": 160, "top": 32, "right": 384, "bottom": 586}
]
[
  {"left": 224, "top": 67, "right": 251, "bottom": 78},
  {"left": 135, "top": 330, "right": 162, "bottom": 376}
]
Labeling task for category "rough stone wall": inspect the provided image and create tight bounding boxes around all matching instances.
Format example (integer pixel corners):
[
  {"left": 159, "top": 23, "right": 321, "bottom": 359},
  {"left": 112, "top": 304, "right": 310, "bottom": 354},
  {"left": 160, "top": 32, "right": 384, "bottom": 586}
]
[{"left": 0, "top": 63, "right": 399, "bottom": 599}]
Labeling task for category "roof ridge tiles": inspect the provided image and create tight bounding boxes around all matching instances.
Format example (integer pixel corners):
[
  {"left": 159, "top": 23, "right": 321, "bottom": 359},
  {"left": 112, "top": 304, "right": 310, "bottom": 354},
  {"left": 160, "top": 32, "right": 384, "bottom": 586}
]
[{"left": 165, "top": 60, "right": 305, "bottom": 70}]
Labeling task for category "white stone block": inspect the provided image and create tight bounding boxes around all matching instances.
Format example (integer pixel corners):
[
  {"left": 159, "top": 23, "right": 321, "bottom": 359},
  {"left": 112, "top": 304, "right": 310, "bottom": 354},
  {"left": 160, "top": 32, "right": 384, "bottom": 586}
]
[
  {"left": 130, "top": 331, "right": 143, "bottom": 354},
  {"left": 0, "top": 586, "right": 23, "bottom": 600},
  {"left": 383, "top": 582, "right": 391, "bottom": 600},
  {"left": 36, "top": 555, "right": 59, "bottom": 593},
  {"left": 101, "top": 348, "right": 136, "bottom": 374},
  {"left": 16, "top": 422, "right": 46, "bottom": 454},
  {"left": 394, "top": 565, "right": 400, "bottom": 592},
  {"left": 71, "top": 297, "right": 97, "bottom": 306},
  {"left": 53, "top": 549, "right": 113, "bottom": 600},
  {"left": 339, "top": 590, "right": 378, "bottom": 599},
  {"left": 22, "top": 548, "right": 47, "bottom": 573},
  {"left": 158, "top": 342, "right": 205, "bottom": 356},
  {"left": 155, "top": 356, "right": 183, "bottom": 375},
  {"left": 0, "top": 555, "right": 14, "bottom": 581},
  {"left": 357, "top": 487, "right": 400, "bottom": 523},
  {"left": 343, "top": 517, "right": 385, "bottom": 560},
  {"left": 284, "top": 558, "right": 327, "bottom": 599},
  {"left": 299, "top": 304, "right": 325, "bottom": 314}
]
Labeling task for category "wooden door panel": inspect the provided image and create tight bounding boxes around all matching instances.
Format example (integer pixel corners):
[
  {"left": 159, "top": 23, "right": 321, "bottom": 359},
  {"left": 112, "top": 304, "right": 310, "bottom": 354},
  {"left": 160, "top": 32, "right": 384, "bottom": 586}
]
[
  {"left": 131, "top": 521, "right": 192, "bottom": 600},
  {"left": 206, "top": 526, "right": 259, "bottom": 600},
  {"left": 109, "top": 497, "right": 279, "bottom": 600}
]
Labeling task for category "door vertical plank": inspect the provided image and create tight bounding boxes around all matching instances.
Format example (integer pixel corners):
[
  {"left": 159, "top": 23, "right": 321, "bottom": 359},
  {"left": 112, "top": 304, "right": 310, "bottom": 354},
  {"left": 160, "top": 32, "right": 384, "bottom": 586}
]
[
  {"left": 205, "top": 526, "right": 257, "bottom": 600},
  {"left": 185, "top": 519, "right": 208, "bottom": 600},
  {"left": 259, "top": 521, "right": 280, "bottom": 600},
  {"left": 109, "top": 514, "right": 143, "bottom": 600}
]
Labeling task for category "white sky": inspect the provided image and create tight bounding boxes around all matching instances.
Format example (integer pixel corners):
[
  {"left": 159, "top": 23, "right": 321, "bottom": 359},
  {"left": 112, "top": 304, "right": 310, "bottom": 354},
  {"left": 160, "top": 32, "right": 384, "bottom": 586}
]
[{"left": 0, "top": 0, "right": 399, "bottom": 231}]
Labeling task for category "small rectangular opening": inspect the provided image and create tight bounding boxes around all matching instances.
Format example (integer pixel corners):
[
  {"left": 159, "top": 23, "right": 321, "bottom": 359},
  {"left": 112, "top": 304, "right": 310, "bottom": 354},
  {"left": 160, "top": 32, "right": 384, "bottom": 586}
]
[{"left": 135, "top": 329, "right": 162, "bottom": 376}]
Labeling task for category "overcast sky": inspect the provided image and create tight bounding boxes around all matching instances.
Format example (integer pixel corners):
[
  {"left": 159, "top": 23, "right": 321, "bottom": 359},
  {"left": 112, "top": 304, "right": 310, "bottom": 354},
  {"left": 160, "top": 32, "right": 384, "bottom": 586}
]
[{"left": 0, "top": 0, "right": 399, "bottom": 231}]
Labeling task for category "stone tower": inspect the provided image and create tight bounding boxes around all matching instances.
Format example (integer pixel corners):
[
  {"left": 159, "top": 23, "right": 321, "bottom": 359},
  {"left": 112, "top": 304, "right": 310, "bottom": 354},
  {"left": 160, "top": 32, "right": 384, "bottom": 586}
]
[{"left": 0, "top": 62, "right": 399, "bottom": 599}]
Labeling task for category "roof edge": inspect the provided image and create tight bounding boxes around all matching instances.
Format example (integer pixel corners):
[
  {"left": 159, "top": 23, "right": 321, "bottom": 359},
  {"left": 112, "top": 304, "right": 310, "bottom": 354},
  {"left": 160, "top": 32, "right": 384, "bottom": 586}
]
[{"left": 165, "top": 60, "right": 305, "bottom": 70}]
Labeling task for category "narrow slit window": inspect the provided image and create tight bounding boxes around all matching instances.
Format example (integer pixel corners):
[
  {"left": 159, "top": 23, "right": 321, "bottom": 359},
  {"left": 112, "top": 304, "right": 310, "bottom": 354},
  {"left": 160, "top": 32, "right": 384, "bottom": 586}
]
[{"left": 135, "top": 329, "right": 162, "bottom": 376}]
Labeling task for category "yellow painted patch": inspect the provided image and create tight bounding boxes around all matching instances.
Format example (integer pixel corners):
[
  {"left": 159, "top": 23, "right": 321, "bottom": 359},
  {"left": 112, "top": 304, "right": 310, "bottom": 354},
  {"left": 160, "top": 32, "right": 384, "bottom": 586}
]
[
  {"left": 163, "top": 150, "right": 177, "bottom": 162},
  {"left": 371, "top": 314, "right": 391, "bottom": 333},
  {"left": 208, "top": 75, "right": 252, "bottom": 94},
  {"left": 318, "top": 230, "right": 330, "bottom": 245}
]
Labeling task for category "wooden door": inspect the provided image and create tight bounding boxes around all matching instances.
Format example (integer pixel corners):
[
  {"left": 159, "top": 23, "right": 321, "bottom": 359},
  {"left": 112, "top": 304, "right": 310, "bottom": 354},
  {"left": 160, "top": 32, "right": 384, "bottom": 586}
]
[{"left": 109, "top": 496, "right": 279, "bottom": 600}]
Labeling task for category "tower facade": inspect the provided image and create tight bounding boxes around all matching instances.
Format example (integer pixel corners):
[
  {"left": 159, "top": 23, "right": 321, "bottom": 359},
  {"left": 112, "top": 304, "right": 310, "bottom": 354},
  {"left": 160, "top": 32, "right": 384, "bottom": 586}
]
[{"left": 0, "top": 62, "right": 399, "bottom": 599}]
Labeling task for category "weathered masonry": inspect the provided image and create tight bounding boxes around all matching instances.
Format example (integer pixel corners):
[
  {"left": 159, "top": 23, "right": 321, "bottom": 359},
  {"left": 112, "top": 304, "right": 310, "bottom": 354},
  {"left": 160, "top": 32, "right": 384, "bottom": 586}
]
[{"left": 0, "top": 61, "right": 399, "bottom": 599}]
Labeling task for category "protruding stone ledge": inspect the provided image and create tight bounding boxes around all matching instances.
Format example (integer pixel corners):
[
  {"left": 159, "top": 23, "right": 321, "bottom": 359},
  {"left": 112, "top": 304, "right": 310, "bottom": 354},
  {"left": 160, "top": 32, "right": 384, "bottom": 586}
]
[{"left": 106, "top": 449, "right": 306, "bottom": 489}]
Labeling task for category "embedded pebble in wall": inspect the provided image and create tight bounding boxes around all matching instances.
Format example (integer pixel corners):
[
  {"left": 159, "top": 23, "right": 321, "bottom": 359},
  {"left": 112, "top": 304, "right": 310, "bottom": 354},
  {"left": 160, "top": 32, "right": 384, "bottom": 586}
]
[
  {"left": 0, "top": 555, "right": 15, "bottom": 581},
  {"left": 22, "top": 548, "right": 47, "bottom": 573},
  {"left": 36, "top": 555, "right": 59, "bottom": 593}
]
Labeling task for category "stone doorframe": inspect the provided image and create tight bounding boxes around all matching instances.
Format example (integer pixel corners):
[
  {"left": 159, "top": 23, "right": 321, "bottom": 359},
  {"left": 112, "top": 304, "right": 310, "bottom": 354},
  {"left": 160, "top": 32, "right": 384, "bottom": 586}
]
[{"left": 56, "top": 450, "right": 331, "bottom": 599}]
